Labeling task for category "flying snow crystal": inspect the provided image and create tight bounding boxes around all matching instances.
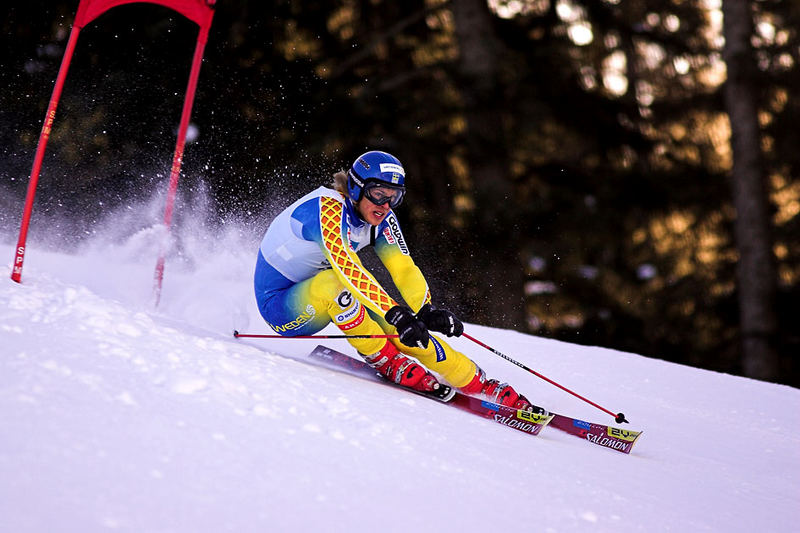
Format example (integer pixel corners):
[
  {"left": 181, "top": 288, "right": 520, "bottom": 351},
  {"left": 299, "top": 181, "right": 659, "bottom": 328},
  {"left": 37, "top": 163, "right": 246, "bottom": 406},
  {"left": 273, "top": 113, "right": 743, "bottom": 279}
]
[{"left": 186, "top": 123, "right": 199, "bottom": 143}]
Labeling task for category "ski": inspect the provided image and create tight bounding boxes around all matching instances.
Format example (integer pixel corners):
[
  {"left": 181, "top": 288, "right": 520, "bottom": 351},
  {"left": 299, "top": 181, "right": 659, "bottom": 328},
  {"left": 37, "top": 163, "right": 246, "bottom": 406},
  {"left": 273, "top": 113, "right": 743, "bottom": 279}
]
[
  {"left": 548, "top": 413, "right": 642, "bottom": 454},
  {"left": 308, "top": 345, "right": 642, "bottom": 454},
  {"left": 308, "top": 344, "right": 457, "bottom": 403},
  {"left": 308, "top": 345, "right": 553, "bottom": 437}
]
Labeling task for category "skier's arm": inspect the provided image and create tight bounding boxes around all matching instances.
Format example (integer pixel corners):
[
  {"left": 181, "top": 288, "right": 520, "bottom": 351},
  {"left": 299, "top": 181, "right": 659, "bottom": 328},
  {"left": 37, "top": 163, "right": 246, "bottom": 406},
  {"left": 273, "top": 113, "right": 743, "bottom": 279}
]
[
  {"left": 374, "top": 213, "right": 431, "bottom": 313},
  {"left": 374, "top": 213, "right": 463, "bottom": 338},
  {"left": 316, "top": 196, "right": 398, "bottom": 315}
]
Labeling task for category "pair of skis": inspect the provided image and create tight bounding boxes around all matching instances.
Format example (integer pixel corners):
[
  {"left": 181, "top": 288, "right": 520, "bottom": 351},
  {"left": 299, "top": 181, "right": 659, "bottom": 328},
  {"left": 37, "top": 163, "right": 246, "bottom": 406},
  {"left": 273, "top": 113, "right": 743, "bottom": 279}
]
[{"left": 307, "top": 345, "right": 642, "bottom": 454}]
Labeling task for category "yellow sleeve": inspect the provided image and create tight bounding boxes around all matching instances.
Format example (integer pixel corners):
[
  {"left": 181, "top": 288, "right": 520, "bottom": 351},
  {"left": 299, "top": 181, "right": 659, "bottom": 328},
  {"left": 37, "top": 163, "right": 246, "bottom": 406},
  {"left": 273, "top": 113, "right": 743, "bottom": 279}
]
[
  {"left": 374, "top": 214, "right": 431, "bottom": 312},
  {"left": 318, "top": 196, "right": 397, "bottom": 315}
]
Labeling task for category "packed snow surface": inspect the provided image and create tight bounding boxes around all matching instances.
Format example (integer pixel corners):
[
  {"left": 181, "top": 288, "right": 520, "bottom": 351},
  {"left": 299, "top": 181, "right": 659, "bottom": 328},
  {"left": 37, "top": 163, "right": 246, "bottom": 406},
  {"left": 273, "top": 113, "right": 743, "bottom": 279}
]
[{"left": 1, "top": 215, "right": 799, "bottom": 533}]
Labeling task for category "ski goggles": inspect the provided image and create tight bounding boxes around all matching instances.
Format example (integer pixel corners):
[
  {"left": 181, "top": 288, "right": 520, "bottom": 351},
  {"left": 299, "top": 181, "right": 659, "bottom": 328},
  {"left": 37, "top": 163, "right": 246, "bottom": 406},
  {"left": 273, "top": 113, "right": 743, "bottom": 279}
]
[{"left": 363, "top": 182, "right": 405, "bottom": 208}]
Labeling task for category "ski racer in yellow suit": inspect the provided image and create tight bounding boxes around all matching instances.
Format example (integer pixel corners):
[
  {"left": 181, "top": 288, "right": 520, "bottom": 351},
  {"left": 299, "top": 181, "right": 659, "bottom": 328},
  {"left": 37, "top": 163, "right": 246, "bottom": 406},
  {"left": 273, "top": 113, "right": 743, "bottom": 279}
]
[{"left": 254, "top": 150, "right": 534, "bottom": 409}]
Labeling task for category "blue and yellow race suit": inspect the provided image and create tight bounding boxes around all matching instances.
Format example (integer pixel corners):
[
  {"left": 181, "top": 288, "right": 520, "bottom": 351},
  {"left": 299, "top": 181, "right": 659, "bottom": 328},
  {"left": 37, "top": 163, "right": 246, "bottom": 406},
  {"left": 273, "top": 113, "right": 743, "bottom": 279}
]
[{"left": 254, "top": 186, "right": 476, "bottom": 387}]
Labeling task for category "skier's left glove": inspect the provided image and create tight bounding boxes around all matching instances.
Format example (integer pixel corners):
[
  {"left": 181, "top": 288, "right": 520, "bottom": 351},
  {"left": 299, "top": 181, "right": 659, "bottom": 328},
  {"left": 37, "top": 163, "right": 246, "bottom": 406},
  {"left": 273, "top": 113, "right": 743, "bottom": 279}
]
[
  {"left": 386, "top": 305, "right": 430, "bottom": 349},
  {"left": 415, "top": 304, "right": 464, "bottom": 337}
]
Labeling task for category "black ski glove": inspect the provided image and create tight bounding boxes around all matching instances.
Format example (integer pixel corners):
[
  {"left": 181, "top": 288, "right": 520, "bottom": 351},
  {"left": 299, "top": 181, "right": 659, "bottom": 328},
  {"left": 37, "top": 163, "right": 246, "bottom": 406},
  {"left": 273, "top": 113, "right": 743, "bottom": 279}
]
[
  {"left": 385, "top": 305, "right": 429, "bottom": 349},
  {"left": 416, "top": 304, "right": 464, "bottom": 337}
]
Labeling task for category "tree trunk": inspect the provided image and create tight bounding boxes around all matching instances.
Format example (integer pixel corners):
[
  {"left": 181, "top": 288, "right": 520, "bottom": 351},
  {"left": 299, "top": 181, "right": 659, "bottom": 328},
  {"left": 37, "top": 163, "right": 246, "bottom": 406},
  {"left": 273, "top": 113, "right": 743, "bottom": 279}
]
[
  {"left": 721, "top": 0, "right": 780, "bottom": 380},
  {"left": 450, "top": 0, "right": 525, "bottom": 328}
]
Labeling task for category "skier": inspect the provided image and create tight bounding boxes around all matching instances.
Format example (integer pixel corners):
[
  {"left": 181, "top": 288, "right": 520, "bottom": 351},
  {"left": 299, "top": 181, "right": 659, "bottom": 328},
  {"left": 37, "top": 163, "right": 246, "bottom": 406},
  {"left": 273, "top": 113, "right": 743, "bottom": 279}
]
[{"left": 254, "top": 150, "right": 537, "bottom": 410}]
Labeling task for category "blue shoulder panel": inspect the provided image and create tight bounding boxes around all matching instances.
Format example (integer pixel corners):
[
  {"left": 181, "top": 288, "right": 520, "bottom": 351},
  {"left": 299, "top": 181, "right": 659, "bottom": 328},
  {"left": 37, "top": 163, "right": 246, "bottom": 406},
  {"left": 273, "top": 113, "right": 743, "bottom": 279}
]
[{"left": 290, "top": 197, "right": 323, "bottom": 242}]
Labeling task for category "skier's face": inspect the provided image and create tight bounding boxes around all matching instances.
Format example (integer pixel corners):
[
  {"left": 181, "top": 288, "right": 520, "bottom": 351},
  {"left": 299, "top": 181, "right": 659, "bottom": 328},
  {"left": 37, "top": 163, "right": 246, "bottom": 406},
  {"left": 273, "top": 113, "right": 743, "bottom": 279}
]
[{"left": 357, "top": 194, "right": 391, "bottom": 225}]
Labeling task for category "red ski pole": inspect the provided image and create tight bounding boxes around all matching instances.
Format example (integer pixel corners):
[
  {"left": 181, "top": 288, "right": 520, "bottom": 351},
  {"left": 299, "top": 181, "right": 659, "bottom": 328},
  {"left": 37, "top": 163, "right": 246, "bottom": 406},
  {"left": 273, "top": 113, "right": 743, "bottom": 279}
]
[
  {"left": 461, "top": 332, "right": 628, "bottom": 424},
  {"left": 233, "top": 330, "right": 398, "bottom": 340}
]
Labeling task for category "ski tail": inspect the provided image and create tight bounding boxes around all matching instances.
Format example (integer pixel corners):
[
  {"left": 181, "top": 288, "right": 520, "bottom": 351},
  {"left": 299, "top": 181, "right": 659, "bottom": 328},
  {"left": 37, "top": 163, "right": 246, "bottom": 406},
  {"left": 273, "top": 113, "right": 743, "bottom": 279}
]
[{"left": 309, "top": 345, "right": 456, "bottom": 402}]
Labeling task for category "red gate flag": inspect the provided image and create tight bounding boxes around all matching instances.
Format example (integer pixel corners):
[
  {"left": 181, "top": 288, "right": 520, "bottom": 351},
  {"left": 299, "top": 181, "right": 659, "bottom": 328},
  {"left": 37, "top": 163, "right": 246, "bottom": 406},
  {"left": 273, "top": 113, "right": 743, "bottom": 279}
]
[
  {"left": 10, "top": 0, "right": 216, "bottom": 307},
  {"left": 75, "top": 0, "right": 215, "bottom": 29}
]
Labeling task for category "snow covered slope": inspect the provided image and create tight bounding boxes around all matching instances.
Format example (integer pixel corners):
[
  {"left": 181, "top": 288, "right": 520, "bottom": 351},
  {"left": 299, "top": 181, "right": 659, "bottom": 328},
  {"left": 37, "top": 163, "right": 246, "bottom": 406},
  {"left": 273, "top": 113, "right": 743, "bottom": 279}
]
[{"left": 1, "top": 222, "right": 799, "bottom": 532}]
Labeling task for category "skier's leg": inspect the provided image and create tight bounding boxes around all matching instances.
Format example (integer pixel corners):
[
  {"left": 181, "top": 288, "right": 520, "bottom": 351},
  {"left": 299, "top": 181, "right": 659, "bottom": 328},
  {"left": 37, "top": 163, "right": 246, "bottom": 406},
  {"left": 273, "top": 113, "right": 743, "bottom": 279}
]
[
  {"left": 369, "top": 310, "right": 541, "bottom": 411},
  {"left": 256, "top": 268, "right": 384, "bottom": 346},
  {"left": 305, "top": 270, "right": 440, "bottom": 391},
  {"left": 255, "top": 277, "right": 332, "bottom": 337},
  {"left": 367, "top": 309, "right": 476, "bottom": 385}
]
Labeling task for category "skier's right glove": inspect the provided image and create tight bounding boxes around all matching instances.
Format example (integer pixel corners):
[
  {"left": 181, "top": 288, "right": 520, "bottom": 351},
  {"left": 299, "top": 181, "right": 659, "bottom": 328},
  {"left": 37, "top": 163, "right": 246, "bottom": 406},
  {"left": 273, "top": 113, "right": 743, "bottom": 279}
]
[
  {"left": 385, "top": 305, "right": 430, "bottom": 349},
  {"left": 415, "top": 304, "right": 464, "bottom": 337}
]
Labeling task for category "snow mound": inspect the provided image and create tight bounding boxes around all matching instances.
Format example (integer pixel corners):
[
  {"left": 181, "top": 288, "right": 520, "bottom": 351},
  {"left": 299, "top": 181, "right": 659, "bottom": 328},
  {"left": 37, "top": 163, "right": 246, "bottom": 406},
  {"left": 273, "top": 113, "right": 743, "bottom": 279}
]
[{"left": 1, "top": 222, "right": 799, "bottom": 532}]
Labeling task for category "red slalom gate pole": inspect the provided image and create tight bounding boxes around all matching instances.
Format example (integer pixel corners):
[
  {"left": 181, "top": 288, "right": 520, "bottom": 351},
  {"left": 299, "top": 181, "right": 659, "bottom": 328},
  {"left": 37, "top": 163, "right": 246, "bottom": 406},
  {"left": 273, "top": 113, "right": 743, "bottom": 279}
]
[
  {"left": 153, "top": 21, "right": 212, "bottom": 306},
  {"left": 11, "top": 24, "right": 82, "bottom": 282},
  {"left": 233, "top": 330, "right": 399, "bottom": 340},
  {"left": 13, "top": 0, "right": 216, "bottom": 286},
  {"left": 461, "top": 332, "right": 628, "bottom": 423}
]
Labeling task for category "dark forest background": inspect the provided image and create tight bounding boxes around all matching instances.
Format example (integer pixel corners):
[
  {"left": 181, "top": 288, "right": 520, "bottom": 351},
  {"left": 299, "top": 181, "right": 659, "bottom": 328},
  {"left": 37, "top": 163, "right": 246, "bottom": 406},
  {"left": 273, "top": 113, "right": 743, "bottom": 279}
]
[{"left": 1, "top": 0, "right": 798, "bottom": 386}]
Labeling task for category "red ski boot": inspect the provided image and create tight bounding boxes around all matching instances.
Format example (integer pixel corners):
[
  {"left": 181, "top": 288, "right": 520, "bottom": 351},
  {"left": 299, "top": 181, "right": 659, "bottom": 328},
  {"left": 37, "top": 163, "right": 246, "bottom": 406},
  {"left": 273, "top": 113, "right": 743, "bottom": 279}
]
[
  {"left": 482, "top": 379, "right": 535, "bottom": 411},
  {"left": 460, "top": 365, "right": 546, "bottom": 413},
  {"left": 362, "top": 342, "right": 440, "bottom": 392}
]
